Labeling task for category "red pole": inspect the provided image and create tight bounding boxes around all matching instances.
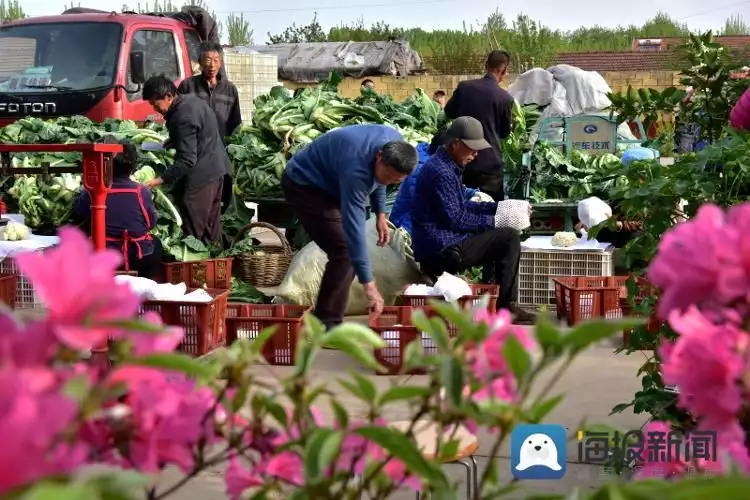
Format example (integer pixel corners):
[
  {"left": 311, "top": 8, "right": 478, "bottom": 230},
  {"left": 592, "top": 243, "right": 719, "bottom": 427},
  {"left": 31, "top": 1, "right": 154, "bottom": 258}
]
[{"left": 82, "top": 150, "right": 111, "bottom": 368}]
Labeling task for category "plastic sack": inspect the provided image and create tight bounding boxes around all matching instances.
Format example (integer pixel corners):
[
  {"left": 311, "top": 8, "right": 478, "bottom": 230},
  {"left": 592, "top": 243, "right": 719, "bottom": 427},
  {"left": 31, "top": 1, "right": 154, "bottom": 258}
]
[
  {"left": 432, "top": 272, "right": 473, "bottom": 302},
  {"left": 495, "top": 199, "right": 531, "bottom": 231},
  {"left": 621, "top": 147, "right": 658, "bottom": 167},
  {"left": 274, "top": 219, "right": 423, "bottom": 315},
  {"left": 577, "top": 196, "right": 612, "bottom": 228},
  {"left": 546, "top": 64, "right": 612, "bottom": 114}
]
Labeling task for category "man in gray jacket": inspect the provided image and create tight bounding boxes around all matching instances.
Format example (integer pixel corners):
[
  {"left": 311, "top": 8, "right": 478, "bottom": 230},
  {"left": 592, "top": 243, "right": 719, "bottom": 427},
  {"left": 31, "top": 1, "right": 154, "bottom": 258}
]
[{"left": 142, "top": 75, "right": 229, "bottom": 244}]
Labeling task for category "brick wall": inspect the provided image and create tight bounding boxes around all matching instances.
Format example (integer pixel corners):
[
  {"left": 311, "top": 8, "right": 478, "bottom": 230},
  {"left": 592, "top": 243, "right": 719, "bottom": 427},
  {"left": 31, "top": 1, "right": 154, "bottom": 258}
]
[{"left": 282, "top": 71, "right": 683, "bottom": 100}]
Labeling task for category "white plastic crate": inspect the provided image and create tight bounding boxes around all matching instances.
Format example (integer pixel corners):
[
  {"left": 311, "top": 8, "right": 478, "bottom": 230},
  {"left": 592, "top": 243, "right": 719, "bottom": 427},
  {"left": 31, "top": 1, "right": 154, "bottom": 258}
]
[
  {"left": 0, "top": 256, "right": 43, "bottom": 309},
  {"left": 517, "top": 247, "right": 614, "bottom": 310}
]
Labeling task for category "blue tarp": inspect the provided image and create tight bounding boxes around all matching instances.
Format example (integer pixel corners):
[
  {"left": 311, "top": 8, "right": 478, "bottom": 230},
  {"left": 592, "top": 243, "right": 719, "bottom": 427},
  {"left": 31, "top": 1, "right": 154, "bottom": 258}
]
[{"left": 389, "top": 143, "right": 478, "bottom": 234}]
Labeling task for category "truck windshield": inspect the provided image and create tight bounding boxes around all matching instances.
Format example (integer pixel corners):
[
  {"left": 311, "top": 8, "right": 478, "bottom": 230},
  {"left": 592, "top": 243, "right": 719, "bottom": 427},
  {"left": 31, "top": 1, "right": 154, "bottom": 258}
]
[{"left": 0, "top": 22, "right": 122, "bottom": 93}]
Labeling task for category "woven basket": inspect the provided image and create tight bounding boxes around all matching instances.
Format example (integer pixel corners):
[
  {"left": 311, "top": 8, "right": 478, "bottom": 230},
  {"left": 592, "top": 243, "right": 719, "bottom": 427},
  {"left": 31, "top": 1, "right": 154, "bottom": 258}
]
[{"left": 235, "top": 222, "right": 293, "bottom": 287}]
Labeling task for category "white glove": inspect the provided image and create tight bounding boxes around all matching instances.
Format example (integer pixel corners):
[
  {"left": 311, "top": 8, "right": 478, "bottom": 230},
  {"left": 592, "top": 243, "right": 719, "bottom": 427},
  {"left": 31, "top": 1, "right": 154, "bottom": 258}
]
[{"left": 494, "top": 200, "right": 531, "bottom": 231}]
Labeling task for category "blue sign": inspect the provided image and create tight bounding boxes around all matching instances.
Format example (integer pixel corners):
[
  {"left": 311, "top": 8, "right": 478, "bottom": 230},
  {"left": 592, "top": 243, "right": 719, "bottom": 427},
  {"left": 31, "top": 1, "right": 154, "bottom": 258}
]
[{"left": 511, "top": 424, "right": 567, "bottom": 480}]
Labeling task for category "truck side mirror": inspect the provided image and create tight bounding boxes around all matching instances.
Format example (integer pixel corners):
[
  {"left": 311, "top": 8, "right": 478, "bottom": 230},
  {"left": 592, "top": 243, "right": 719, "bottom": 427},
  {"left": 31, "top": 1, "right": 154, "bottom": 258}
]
[{"left": 129, "top": 51, "right": 147, "bottom": 84}]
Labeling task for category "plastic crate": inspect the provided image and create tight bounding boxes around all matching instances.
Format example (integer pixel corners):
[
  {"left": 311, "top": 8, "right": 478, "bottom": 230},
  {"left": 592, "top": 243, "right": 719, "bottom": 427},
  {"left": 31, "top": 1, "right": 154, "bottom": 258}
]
[
  {"left": 225, "top": 304, "right": 309, "bottom": 366},
  {"left": 518, "top": 246, "right": 614, "bottom": 310},
  {"left": 141, "top": 288, "right": 230, "bottom": 356},
  {"left": 397, "top": 284, "right": 499, "bottom": 312},
  {"left": 0, "top": 256, "right": 43, "bottom": 309},
  {"left": 0, "top": 273, "right": 17, "bottom": 309},
  {"left": 552, "top": 276, "right": 630, "bottom": 326},
  {"left": 369, "top": 306, "right": 460, "bottom": 376},
  {"left": 163, "top": 258, "right": 233, "bottom": 290}
]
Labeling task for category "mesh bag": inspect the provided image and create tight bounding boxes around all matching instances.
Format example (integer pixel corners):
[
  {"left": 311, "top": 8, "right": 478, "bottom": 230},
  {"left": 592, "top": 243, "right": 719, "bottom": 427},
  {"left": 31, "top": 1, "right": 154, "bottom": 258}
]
[{"left": 494, "top": 200, "right": 531, "bottom": 231}]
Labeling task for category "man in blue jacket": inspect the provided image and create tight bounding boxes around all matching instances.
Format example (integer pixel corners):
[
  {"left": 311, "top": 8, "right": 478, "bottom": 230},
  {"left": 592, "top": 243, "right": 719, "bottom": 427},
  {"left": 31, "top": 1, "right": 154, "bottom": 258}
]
[
  {"left": 282, "top": 124, "right": 417, "bottom": 329},
  {"left": 412, "top": 116, "right": 534, "bottom": 324}
]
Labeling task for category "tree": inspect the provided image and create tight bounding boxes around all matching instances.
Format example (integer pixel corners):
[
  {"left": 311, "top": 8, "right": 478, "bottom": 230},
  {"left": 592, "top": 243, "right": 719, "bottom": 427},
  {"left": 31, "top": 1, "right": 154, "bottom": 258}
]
[
  {"left": 723, "top": 14, "right": 749, "bottom": 35},
  {"left": 121, "top": 0, "right": 224, "bottom": 40},
  {"left": 226, "top": 13, "right": 253, "bottom": 46},
  {"left": 0, "top": 0, "right": 25, "bottom": 22},
  {"left": 268, "top": 12, "right": 326, "bottom": 44}
]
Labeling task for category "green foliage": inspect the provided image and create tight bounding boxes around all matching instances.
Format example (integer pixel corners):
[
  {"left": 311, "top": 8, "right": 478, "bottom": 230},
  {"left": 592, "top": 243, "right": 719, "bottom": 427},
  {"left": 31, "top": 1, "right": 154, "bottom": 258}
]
[
  {"left": 0, "top": 0, "right": 24, "bottom": 21},
  {"left": 226, "top": 13, "right": 253, "bottom": 46}
]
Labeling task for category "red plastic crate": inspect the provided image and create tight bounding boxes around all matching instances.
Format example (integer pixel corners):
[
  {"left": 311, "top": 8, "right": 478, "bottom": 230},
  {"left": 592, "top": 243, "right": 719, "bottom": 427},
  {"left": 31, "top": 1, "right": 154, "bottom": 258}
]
[
  {"left": 163, "top": 258, "right": 233, "bottom": 290},
  {"left": 397, "top": 284, "right": 499, "bottom": 312},
  {"left": 552, "top": 276, "right": 630, "bottom": 326},
  {"left": 0, "top": 273, "right": 16, "bottom": 309},
  {"left": 141, "top": 288, "right": 230, "bottom": 356},
  {"left": 225, "top": 304, "right": 310, "bottom": 366},
  {"left": 369, "top": 306, "right": 460, "bottom": 375}
]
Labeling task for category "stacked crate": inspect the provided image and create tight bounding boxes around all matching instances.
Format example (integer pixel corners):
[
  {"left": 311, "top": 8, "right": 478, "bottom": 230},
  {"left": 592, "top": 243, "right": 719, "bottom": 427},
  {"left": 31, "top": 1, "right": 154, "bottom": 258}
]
[{"left": 224, "top": 52, "right": 280, "bottom": 121}]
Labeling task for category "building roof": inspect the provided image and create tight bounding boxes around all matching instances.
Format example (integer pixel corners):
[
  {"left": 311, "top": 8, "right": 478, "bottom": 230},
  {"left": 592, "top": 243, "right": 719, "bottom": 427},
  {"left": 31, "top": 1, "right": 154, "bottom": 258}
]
[
  {"left": 552, "top": 51, "right": 680, "bottom": 72},
  {"left": 631, "top": 35, "right": 750, "bottom": 52}
]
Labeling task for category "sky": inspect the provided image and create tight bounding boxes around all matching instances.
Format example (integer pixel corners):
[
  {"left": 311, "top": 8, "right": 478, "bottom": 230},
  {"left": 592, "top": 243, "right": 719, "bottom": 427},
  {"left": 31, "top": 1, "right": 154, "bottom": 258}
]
[{"left": 19, "top": 0, "right": 750, "bottom": 44}]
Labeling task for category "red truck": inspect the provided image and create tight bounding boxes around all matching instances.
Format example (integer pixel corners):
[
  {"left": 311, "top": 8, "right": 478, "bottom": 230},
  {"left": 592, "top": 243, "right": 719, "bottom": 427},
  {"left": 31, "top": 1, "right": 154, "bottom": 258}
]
[{"left": 0, "top": 7, "right": 221, "bottom": 125}]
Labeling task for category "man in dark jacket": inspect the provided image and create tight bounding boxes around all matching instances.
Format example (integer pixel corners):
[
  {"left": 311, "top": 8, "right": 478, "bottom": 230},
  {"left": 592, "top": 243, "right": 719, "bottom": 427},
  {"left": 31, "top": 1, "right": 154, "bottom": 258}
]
[
  {"left": 444, "top": 50, "right": 514, "bottom": 201},
  {"left": 177, "top": 41, "right": 241, "bottom": 214},
  {"left": 142, "top": 75, "right": 230, "bottom": 245}
]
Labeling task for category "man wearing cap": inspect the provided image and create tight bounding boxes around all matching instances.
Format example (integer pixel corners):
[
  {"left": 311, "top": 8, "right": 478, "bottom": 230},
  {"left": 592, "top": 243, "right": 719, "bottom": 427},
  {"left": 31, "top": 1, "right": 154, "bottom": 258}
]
[{"left": 412, "top": 116, "right": 534, "bottom": 324}]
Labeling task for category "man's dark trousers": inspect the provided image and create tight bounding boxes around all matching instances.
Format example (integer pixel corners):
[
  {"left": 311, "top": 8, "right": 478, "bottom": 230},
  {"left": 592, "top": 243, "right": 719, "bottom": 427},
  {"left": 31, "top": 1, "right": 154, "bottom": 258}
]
[
  {"left": 282, "top": 174, "right": 354, "bottom": 329},
  {"left": 422, "top": 227, "right": 520, "bottom": 308}
]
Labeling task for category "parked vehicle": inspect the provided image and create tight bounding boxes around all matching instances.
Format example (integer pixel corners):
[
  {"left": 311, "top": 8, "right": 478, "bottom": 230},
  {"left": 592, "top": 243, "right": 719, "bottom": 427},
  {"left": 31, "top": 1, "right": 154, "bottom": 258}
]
[{"left": 0, "top": 6, "right": 221, "bottom": 125}]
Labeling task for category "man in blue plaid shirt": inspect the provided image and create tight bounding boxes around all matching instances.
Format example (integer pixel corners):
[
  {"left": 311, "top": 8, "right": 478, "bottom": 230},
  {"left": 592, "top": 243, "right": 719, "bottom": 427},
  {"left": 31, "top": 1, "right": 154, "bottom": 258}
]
[{"left": 412, "top": 117, "right": 535, "bottom": 324}]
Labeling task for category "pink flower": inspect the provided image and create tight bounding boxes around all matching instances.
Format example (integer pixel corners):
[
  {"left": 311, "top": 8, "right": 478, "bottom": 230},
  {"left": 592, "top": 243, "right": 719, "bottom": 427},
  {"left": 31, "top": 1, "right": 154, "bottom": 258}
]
[
  {"left": 264, "top": 452, "right": 303, "bottom": 485},
  {"left": 226, "top": 455, "right": 263, "bottom": 500},
  {"left": 660, "top": 307, "right": 744, "bottom": 430},
  {"left": 370, "top": 444, "right": 420, "bottom": 490},
  {"left": 14, "top": 227, "right": 142, "bottom": 351},
  {"left": 0, "top": 369, "right": 87, "bottom": 494},
  {"left": 648, "top": 204, "right": 747, "bottom": 318},
  {"left": 0, "top": 315, "right": 57, "bottom": 368}
]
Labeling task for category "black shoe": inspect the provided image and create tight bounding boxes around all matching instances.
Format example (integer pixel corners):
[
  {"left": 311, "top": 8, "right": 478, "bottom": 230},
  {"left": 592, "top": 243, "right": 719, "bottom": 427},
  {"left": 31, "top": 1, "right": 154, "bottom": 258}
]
[{"left": 509, "top": 304, "right": 536, "bottom": 325}]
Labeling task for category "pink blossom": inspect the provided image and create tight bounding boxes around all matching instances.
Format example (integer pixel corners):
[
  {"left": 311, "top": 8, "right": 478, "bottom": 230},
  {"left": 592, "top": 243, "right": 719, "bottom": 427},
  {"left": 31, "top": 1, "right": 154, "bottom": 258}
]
[
  {"left": 369, "top": 444, "right": 420, "bottom": 490},
  {"left": 0, "top": 315, "right": 57, "bottom": 367},
  {"left": 0, "top": 369, "right": 87, "bottom": 493},
  {"left": 226, "top": 455, "right": 263, "bottom": 500},
  {"left": 14, "top": 227, "right": 142, "bottom": 351},
  {"left": 264, "top": 452, "right": 303, "bottom": 485},
  {"left": 648, "top": 204, "right": 747, "bottom": 318},
  {"left": 660, "top": 307, "right": 744, "bottom": 430}
]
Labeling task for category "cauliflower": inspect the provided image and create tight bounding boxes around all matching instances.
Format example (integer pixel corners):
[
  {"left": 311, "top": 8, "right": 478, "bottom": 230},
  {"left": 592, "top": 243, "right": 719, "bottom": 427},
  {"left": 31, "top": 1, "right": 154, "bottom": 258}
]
[
  {"left": 1, "top": 221, "right": 31, "bottom": 241},
  {"left": 551, "top": 231, "right": 578, "bottom": 247}
]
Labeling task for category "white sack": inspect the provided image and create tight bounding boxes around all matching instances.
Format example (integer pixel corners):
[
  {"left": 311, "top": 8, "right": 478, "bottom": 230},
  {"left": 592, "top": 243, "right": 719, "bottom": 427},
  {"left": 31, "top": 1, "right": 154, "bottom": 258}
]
[
  {"left": 495, "top": 199, "right": 531, "bottom": 231},
  {"left": 577, "top": 196, "right": 612, "bottom": 228},
  {"left": 274, "top": 219, "right": 423, "bottom": 315},
  {"left": 432, "top": 272, "right": 473, "bottom": 302},
  {"left": 546, "top": 64, "right": 612, "bottom": 114},
  {"left": 507, "top": 68, "right": 555, "bottom": 106}
]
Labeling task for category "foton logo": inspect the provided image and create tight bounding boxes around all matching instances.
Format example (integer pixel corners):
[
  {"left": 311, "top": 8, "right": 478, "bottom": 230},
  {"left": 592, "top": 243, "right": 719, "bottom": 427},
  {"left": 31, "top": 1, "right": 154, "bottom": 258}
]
[
  {"left": 583, "top": 124, "right": 598, "bottom": 134},
  {"left": 0, "top": 102, "right": 56, "bottom": 114}
]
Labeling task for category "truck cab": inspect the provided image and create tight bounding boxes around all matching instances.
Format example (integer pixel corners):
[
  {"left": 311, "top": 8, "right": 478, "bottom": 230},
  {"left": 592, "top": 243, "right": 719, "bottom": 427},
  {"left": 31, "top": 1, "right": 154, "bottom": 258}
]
[{"left": 0, "top": 10, "right": 209, "bottom": 125}]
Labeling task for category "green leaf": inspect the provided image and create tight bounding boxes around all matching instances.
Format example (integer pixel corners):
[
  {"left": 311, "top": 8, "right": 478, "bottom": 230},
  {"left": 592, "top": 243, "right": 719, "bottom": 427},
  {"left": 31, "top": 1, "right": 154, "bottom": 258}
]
[
  {"left": 250, "top": 326, "right": 280, "bottom": 356},
  {"left": 403, "top": 337, "right": 425, "bottom": 369},
  {"left": 324, "top": 337, "right": 384, "bottom": 372},
  {"left": 563, "top": 318, "right": 644, "bottom": 352},
  {"left": 303, "top": 313, "right": 326, "bottom": 344},
  {"left": 324, "top": 323, "right": 386, "bottom": 349},
  {"left": 96, "top": 319, "right": 166, "bottom": 333},
  {"left": 355, "top": 426, "right": 446, "bottom": 485},
  {"left": 330, "top": 399, "right": 349, "bottom": 428},
  {"left": 502, "top": 335, "right": 531, "bottom": 380},
  {"left": 62, "top": 374, "right": 92, "bottom": 402},
  {"left": 441, "top": 357, "right": 464, "bottom": 407},
  {"left": 610, "top": 402, "right": 634, "bottom": 415},
  {"left": 133, "top": 353, "right": 213, "bottom": 379},
  {"left": 22, "top": 481, "right": 98, "bottom": 500},
  {"left": 428, "top": 301, "right": 476, "bottom": 341},
  {"left": 352, "top": 373, "right": 378, "bottom": 402},
  {"left": 412, "top": 310, "right": 449, "bottom": 350},
  {"left": 534, "top": 314, "right": 562, "bottom": 351},
  {"left": 528, "top": 394, "right": 564, "bottom": 423},
  {"left": 379, "top": 385, "right": 432, "bottom": 405},
  {"left": 303, "top": 428, "right": 340, "bottom": 481},
  {"left": 293, "top": 341, "right": 317, "bottom": 378}
]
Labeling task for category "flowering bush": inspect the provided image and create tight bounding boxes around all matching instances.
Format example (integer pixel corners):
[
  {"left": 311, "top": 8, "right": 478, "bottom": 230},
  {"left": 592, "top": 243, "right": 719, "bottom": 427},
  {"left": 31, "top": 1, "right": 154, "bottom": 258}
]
[{"left": 3, "top": 225, "right": 750, "bottom": 499}]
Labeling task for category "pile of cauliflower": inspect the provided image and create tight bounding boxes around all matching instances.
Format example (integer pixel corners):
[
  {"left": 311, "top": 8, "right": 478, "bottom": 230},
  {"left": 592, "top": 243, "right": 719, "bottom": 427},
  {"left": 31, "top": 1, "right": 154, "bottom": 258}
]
[
  {"left": 551, "top": 231, "right": 578, "bottom": 247},
  {"left": 0, "top": 221, "right": 31, "bottom": 241}
]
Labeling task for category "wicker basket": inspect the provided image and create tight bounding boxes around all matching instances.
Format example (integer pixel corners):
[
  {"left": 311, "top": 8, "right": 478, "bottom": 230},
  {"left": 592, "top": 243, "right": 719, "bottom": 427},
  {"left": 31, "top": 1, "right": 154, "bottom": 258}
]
[{"left": 235, "top": 222, "right": 293, "bottom": 287}]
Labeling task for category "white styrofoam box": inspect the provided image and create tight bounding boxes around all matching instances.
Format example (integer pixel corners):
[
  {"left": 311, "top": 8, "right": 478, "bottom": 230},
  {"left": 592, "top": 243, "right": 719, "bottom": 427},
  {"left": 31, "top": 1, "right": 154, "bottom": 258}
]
[{"left": 517, "top": 247, "right": 615, "bottom": 309}]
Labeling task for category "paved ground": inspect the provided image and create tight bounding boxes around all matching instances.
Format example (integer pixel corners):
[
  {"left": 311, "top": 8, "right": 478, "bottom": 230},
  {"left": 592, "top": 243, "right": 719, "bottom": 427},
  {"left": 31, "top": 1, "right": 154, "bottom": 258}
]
[{"left": 153, "top": 344, "right": 648, "bottom": 499}]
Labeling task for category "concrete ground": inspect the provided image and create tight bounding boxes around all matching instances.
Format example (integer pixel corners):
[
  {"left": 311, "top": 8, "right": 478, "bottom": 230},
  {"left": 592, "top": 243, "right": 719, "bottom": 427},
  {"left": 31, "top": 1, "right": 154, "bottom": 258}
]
[{"left": 152, "top": 343, "right": 649, "bottom": 499}]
